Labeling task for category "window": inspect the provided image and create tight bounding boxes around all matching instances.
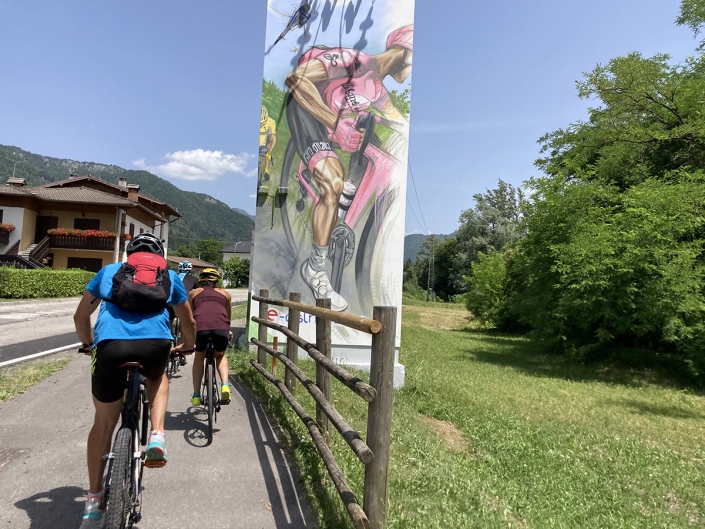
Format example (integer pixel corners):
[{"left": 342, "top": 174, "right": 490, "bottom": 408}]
[
  {"left": 0, "top": 210, "right": 3, "bottom": 223},
  {"left": 67, "top": 257, "right": 103, "bottom": 272},
  {"left": 140, "top": 228, "right": 144, "bottom": 234},
  {"left": 129, "top": 223, "right": 135, "bottom": 237},
  {"left": 74, "top": 218, "right": 100, "bottom": 230}
]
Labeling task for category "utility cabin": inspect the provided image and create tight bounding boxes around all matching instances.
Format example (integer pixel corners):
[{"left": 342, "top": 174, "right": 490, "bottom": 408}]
[{"left": 0, "top": 175, "right": 180, "bottom": 271}]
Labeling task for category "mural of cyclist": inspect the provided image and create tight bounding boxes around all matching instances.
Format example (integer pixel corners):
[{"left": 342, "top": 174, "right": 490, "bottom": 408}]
[
  {"left": 285, "top": 24, "right": 413, "bottom": 311},
  {"left": 259, "top": 105, "right": 277, "bottom": 184}
]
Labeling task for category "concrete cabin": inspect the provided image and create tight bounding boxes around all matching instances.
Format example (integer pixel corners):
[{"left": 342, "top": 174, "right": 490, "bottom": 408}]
[{"left": 0, "top": 175, "right": 180, "bottom": 271}]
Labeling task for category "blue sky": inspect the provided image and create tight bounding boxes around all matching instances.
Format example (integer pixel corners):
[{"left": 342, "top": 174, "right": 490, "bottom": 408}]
[{"left": 0, "top": 0, "right": 698, "bottom": 235}]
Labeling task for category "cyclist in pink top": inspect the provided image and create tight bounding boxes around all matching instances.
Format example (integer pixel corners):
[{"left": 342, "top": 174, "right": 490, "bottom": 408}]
[{"left": 285, "top": 24, "right": 413, "bottom": 311}]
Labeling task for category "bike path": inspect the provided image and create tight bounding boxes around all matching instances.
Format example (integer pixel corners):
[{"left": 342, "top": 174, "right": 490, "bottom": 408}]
[{"left": 0, "top": 353, "right": 316, "bottom": 528}]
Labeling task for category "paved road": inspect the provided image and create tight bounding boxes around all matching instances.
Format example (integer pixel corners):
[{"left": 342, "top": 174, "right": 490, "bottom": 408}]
[
  {"left": 0, "top": 290, "right": 250, "bottom": 364},
  {"left": 0, "top": 352, "right": 315, "bottom": 528}
]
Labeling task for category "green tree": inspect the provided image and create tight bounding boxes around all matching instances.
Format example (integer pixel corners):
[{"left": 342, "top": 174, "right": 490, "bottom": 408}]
[
  {"left": 196, "top": 238, "right": 225, "bottom": 266},
  {"left": 464, "top": 250, "right": 508, "bottom": 327},
  {"left": 222, "top": 257, "right": 250, "bottom": 288},
  {"left": 173, "top": 244, "right": 195, "bottom": 258}
]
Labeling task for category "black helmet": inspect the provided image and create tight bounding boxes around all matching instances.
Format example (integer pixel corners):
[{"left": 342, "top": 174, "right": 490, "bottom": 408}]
[{"left": 126, "top": 233, "right": 165, "bottom": 256}]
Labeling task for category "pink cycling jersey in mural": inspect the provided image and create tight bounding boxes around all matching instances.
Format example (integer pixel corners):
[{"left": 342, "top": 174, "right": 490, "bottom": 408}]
[{"left": 300, "top": 47, "right": 392, "bottom": 121}]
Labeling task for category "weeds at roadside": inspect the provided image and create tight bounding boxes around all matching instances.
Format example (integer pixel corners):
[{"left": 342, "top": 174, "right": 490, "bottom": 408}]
[{"left": 0, "top": 354, "right": 74, "bottom": 403}]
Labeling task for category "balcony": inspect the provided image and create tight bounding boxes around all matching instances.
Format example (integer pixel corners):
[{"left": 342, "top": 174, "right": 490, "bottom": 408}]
[
  {"left": 47, "top": 230, "right": 127, "bottom": 252},
  {"left": 49, "top": 235, "right": 127, "bottom": 252}
]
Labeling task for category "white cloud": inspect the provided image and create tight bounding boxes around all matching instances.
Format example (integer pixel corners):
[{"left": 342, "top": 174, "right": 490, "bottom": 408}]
[{"left": 133, "top": 149, "right": 254, "bottom": 181}]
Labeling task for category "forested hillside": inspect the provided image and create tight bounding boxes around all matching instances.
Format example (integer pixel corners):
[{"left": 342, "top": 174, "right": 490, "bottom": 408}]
[{"left": 0, "top": 144, "right": 254, "bottom": 248}]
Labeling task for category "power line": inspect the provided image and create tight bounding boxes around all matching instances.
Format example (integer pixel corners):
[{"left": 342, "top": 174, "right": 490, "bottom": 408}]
[
  {"left": 407, "top": 160, "right": 429, "bottom": 235},
  {"left": 405, "top": 197, "right": 427, "bottom": 236}
]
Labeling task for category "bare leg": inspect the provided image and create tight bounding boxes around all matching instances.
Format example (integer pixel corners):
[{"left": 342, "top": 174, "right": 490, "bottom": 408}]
[
  {"left": 215, "top": 351, "right": 229, "bottom": 385},
  {"left": 310, "top": 157, "right": 345, "bottom": 246},
  {"left": 86, "top": 398, "right": 122, "bottom": 493},
  {"left": 192, "top": 351, "right": 206, "bottom": 395},
  {"left": 145, "top": 372, "right": 169, "bottom": 432}
]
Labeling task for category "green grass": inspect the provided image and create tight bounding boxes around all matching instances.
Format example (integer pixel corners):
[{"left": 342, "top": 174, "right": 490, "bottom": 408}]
[
  {"left": 229, "top": 303, "right": 705, "bottom": 528},
  {"left": 0, "top": 355, "right": 73, "bottom": 402},
  {"left": 231, "top": 303, "right": 248, "bottom": 320}
]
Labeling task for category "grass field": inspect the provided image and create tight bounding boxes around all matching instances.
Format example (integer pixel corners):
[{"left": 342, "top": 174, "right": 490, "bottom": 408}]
[
  {"left": 229, "top": 300, "right": 705, "bottom": 528},
  {"left": 0, "top": 354, "right": 74, "bottom": 403}
]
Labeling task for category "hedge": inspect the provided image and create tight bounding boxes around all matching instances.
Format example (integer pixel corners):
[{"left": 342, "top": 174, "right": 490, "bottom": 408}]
[{"left": 0, "top": 267, "right": 95, "bottom": 299}]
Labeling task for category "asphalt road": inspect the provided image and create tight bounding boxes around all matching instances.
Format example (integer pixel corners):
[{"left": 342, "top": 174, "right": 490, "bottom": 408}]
[
  {"left": 0, "top": 351, "right": 315, "bottom": 528},
  {"left": 0, "top": 290, "right": 250, "bottom": 364}
]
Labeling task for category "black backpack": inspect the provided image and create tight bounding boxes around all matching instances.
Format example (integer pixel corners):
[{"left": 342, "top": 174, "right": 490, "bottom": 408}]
[{"left": 108, "top": 253, "right": 172, "bottom": 314}]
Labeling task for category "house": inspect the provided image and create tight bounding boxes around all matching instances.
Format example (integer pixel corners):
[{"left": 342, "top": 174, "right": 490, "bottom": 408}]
[
  {"left": 0, "top": 175, "right": 180, "bottom": 271},
  {"left": 165, "top": 256, "right": 218, "bottom": 278},
  {"left": 220, "top": 241, "right": 252, "bottom": 262}
]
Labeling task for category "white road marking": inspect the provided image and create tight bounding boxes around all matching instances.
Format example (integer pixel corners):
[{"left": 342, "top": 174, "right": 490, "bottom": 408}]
[{"left": 0, "top": 343, "right": 81, "bottom": 368}]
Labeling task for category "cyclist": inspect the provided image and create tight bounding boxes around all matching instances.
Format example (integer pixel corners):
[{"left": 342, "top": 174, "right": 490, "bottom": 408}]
[
  {"left": 178, "top": 259, "right": 198, "bottom": 292},
  {"left": 259, "top": 105, "right": 277, "bottom": 184},
  {"left": 284, "top": 25, "right": 413, "bottom": 311},
  {"left": 169, "top": 260, "right": 198, "bottom": 366},
  {"left": 74, "top": 233, "right": 197, "bottom": 529},
  {"left": 188, "top": 268, "right": 234, "bottom": 406}
]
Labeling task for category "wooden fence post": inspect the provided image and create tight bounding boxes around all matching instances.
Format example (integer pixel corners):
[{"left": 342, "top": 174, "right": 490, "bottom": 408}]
[
  {"left": 316, "top": 298, "right": 331, "bottom": 444},
  {"left": 285, "top": 292, "right": 301, "bottom": 393},
  {"left": 257, "top": 288, "right": 269, "bottom": 366},
  {"left": 363, "top": 306, "right": 396, "bottom": 529}
]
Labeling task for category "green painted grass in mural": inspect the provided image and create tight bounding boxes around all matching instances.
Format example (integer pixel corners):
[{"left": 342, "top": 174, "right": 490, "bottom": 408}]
[{"left": 228, "top": 304, "right": 705, "bottom": 528}]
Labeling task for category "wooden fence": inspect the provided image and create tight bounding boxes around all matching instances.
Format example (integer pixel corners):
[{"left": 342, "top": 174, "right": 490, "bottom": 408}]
[{"left": 250, "top": 289, "right": 396, "bottom": 529}]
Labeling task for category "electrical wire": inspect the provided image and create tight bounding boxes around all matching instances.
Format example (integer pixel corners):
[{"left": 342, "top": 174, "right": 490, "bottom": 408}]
[{"left": 407, "top": 160, "right": 429, "bottom": 235}]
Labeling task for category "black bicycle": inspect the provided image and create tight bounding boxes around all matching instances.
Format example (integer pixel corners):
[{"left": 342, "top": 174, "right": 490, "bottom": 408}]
[
  {"left": 103, "top": 362, "right": 149, "bottom": 529},
  {"left": 200, "top": 338, "right": 221, "bottom": 446},
  {"left": 166, "top": 318, "right": 185, "bottom": 380}
]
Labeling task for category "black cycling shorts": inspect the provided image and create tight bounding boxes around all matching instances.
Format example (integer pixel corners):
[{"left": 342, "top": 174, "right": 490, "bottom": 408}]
[
  {"left": 195, "top": 330, "right": 229, "bottom": 353},
  {"left": 91, "top": 339, "right": 172, "bottom": 403},
  {"left": 286, "top": 94, "right": 338, "bottom": 170}
]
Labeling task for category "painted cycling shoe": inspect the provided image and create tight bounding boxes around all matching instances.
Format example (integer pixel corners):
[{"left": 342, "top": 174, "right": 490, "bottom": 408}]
[{"left": 300, "top": 259, "right": 348, "bottom": 312}]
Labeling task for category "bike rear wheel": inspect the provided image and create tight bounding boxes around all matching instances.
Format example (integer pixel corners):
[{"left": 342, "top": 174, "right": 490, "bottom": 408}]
[
  {"left": 206, "top": 365, "right": 214, "bottom": 445},
  {"left": 104, "top": 427, "right": 132, "bottom": 529}
]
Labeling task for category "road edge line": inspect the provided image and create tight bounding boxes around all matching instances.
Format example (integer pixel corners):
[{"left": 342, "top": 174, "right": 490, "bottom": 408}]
[{"left": 0, "top": 343, "right": 81, "bottom": 369}]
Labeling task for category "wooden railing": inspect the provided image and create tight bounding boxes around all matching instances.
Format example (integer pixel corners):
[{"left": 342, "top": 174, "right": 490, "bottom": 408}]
[
  {"left": 30, "top": 236, "right": 50, "bottom": 263},
  {"left": 251, "top": 289, "right": 396, "bottom": 529},
  {"left": 48, "top": 235, "right": 125, "bottom": 252}
]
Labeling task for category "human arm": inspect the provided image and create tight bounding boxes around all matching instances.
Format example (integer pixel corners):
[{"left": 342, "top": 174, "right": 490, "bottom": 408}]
[
  {"left": 74, "top": 291, "right": 101, "bottom": 353},
  {"left": 171, "top": 301, "right": 196, "bottom": 353},
  {"left": 286, "top": 61, "right": 338, "bottom": 129}
]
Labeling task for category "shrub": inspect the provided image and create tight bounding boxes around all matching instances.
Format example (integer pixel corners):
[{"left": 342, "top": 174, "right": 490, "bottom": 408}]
[
  {"left": 464, "top": 250, "right": 508, "bottom": 326},
  {"left": 0, "top": 223, "right": 15, "bottom": 233},
  {"left": 0, "top": 267, "right": 94, "bottom": 298}
]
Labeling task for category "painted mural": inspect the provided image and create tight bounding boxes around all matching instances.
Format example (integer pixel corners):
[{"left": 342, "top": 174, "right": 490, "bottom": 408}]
[{"left": 250, "top": 0, "right": 416, "bottom": 349}]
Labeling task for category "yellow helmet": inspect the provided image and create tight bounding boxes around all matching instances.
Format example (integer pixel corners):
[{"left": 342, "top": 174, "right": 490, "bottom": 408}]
[
  {"left": 260, "top": 106, "right": 268, "bottom": 127},
  {"left": 198, "top": 268, "right": 221, "bottom": 284}
]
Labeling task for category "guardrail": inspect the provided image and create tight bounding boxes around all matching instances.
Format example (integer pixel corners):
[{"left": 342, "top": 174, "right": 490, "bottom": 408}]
[{"left": 250, "top": 288, "right": 396, "bottom": 529}]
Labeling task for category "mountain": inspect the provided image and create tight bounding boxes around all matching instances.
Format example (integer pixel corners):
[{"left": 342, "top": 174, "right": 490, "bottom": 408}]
[
  {"left": 0, "top": 145, "right": 254, "bottom": 248},
  {"left": 404, "top": 233, "right": 453, "bottom": 262},
  {"left": 233, "top": 208, "right": 256, "bottom": 221}
]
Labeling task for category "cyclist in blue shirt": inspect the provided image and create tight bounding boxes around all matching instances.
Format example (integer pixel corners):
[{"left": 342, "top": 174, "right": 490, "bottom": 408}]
[{"left": 74, "top": 233, "right": 197, "bottom": 529}]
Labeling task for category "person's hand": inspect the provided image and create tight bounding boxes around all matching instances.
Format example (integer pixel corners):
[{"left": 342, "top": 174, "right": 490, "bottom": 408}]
[
  {"left": 329, "top": 118, "right": 362, "bottom": 152},
  {"left": 172, "top": 343, "right": 196, "bottom": 355},
  {"left": 78, "top": 343, "right": 92, "bottom": 355},
  {"left": 229, "top": 331, "right": 234, "bottom": 341}
]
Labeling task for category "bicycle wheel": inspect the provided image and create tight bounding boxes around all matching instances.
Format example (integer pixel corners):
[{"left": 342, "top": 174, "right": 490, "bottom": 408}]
[
  {"left": 206, "top": 364, "right": 214, "bottom": 445},
  {"left": 104, "top": 427, "right": 132, "bottom": 529}
]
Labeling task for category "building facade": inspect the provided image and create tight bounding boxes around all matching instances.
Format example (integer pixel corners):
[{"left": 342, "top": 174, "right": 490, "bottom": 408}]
[{"left": 0, "top": 175, "right": 179, "bottom": 271}]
